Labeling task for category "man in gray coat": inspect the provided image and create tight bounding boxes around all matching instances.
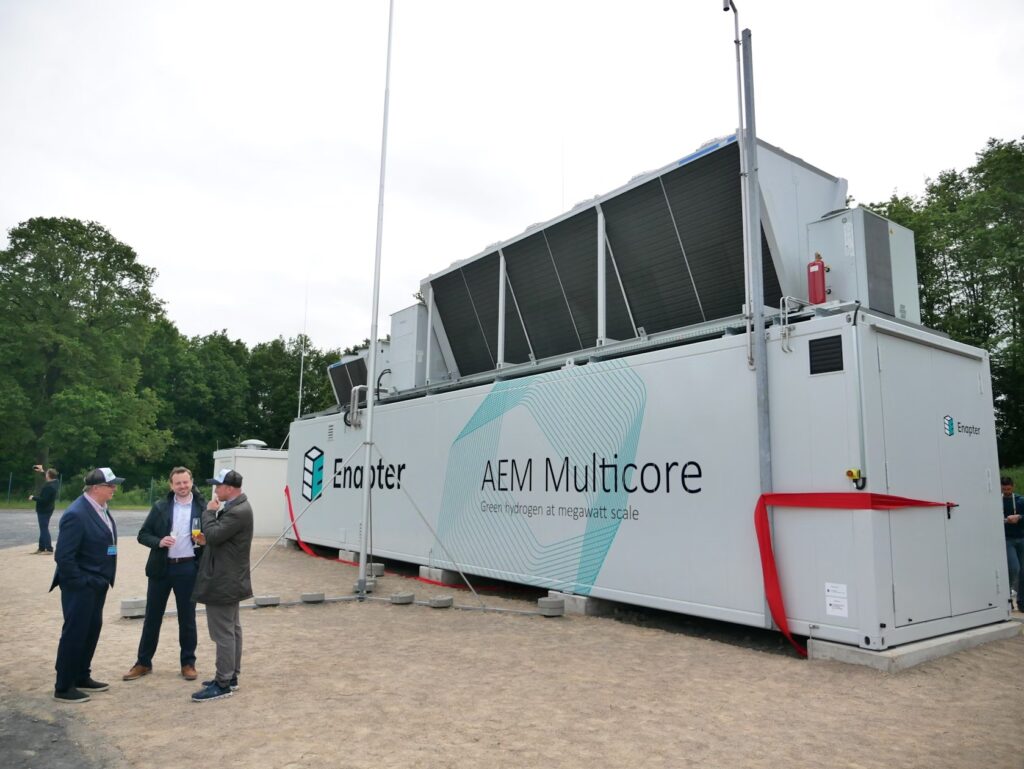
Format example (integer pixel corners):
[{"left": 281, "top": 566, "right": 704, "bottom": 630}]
[{"left": 190, "top": 468, "right": 253, "bottom": 702}]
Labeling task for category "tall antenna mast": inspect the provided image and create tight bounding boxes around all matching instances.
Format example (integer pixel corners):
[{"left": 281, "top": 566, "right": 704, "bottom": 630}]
[{"left": 356, "top": 0, "right": 396, "bottom": 596}]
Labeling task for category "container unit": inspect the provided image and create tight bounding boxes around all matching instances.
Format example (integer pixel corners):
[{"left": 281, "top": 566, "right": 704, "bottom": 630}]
[
  {"left": 288, "top": 135, "right": 1008, "bottom": 649},
  {"left": 212, "top": 443, "right": 289, "bottom": 538}
]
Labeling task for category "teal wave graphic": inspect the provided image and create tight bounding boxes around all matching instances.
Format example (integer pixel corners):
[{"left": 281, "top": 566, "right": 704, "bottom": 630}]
[{"left": 436, "top": 359, "right": 646, "bottom": 594}]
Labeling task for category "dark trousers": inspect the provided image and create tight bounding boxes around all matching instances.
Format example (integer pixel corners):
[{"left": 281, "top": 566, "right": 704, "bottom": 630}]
[
  {"left": 55, "top": 584, "right": 107, "bottom": 691},
  {"left": 37, "top": 511, "right": 53, "bottom": 551},
  {"left": 136, "top": 560, "right": 198, "bottom": 667}
]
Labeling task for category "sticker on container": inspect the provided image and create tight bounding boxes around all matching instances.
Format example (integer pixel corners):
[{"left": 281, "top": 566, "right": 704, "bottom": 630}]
[{"left": 825, "top": 582, "right": 848, "bottom": 617}]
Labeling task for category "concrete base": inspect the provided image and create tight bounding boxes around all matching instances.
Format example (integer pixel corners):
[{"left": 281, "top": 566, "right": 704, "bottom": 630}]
[
  {"left": 338, "top": 549, "right": 358, "bottom": 562},
  {"left": 254, "top": 595, "right": 281, "bottom": 607},
  {"left": 808, "top": 621, "right": 1021, "bottom": 672},
  {"left": 547, "top": 591, "right": 617, "bottom": 617},
  {"left": 418, "top": 565, "right": 463, "bottom": 586}
]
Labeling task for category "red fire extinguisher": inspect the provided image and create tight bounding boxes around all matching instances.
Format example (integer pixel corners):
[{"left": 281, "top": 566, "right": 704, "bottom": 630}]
[{"left": 808, "top": 253, "right": 828, "bottom": 304}]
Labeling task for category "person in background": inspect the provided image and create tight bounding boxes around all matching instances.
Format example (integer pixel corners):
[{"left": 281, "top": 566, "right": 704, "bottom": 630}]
[
  {"left": 191, "top": 469, "right": 253, "bottom": 702},
  {"left": 123, "top": 466, "right": 206, "bottom": 683},
  {"left": 50, "top": 467, "right": 122, "bottom": 703},
  {"left": 30, "top": 466, "right": 59, "bottom": 554},
  {"left": 1001, "top": 476, "right": 1024, "bottom": 612}
]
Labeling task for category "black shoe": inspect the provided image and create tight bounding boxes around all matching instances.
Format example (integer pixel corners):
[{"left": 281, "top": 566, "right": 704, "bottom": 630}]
[
  {"left": 191, "top": 682, "right": 232, "bottom": 702},
  {"left": 201, "top": 676, "right": 238, "bottom": 691},
  {"left": 53, "top": 687, "right": 90, "bottom": 703},
  {"left": 75, "top": 678, "right": 109, "bottom": 692}
]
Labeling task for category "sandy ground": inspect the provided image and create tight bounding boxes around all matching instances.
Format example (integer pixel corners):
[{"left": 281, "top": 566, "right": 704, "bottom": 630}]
[{"left": 1, "top": 537, "right": 1023, "bottom": 769}]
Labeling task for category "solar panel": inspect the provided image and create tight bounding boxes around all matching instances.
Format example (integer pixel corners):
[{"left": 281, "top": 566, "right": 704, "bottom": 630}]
[{"left": 427, "top": 138, "right": 783, "bottom": 376}]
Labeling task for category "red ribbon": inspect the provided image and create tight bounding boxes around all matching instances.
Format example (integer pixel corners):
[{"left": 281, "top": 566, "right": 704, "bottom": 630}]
[
  {"left": 284, "top": 485, "right": 359, "bottom": 565},
  {"left": 755, "top": 492, "right": 953, "bottom": 657}
]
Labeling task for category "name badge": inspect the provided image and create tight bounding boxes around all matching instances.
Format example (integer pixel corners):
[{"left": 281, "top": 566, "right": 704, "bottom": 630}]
[{"left": 107, "top": 545, "right": 118, "bottom": 556}]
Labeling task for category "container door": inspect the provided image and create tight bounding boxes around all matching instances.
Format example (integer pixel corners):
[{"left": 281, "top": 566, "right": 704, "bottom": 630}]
[
  {"left": 876, "top": 334, "right": 952, "bottom": 626},
  {"left": 930, "top": 349, "right": 998, "bottom": 615}
]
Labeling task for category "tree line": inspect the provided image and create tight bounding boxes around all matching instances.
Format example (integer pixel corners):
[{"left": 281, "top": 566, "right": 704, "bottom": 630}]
[
  {"left": 870, "top": 137, "right": 1024, "bottom": 464},
  {"left": 0, "top": 217, "right": 345, "bottom": 492},
  {"left": 1, "top": 135, "right": 1021, "bottom": 492}
]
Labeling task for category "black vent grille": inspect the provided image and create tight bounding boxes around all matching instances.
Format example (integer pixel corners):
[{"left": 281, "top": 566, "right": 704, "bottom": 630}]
[{"left": 808, "top": 336, "right": 844, "bottom": 375}]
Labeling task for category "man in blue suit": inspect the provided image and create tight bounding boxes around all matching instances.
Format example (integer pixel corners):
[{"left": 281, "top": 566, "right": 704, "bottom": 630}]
[{"left": 50, "top": 467, "right": 122, "bottom": 703}]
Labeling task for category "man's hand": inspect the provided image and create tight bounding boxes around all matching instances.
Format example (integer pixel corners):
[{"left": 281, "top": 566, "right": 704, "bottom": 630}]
[
  {"left": 159, "top": 535, "right": 176, "bottom": 548},
  {"left": 1008, "top": 514, "right": 1022, "bottom": 525},
  {"left": 206, "top": 498, "right": 221, "bottom": 512},
  {"left": 193, "top": 532, "right": 206, "bottom": 546}
]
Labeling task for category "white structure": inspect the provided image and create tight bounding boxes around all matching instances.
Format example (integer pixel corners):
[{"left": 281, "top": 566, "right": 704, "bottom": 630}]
[
  {"left": 288, "top": 136, "right": 1008, "bottom": 651},
  {"left": 212, "top": 441, "right": 288, "bottom": 537}
]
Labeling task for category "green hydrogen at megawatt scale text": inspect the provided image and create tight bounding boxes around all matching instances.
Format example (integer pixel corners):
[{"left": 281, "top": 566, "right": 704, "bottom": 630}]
[{"left": 479, "top": 454, "right": 703, "bottom": 495}]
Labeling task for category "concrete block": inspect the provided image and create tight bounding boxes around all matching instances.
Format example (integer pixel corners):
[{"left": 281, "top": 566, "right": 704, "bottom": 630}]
[
  {"left": 808, "top": 621, "right": 1022, "bottom": 672},
  {"left": 547, "top": 590, "right": 616, "bottom": 617},
  {"left": 254, "top": 595, "right": 280, "bottom": 607},
  {"left": 301, "top": 592, "right": 325, "bottom": 603},
  {"left": 370, "top": 562, "right": 385, "bottom": 577},
  {"left": 121, "top": 597, "right": 146, "bottom": 610},
  {"left": 418, "top": 565, "right": 432, "bottom": 580},
  {"left": 390, "top": 592, "right": 415, "bottom": 605},
  {"left": 537, "top": 596, "right": 565, "bottom": 617},
  {"left": 420, "top": 566, "right": 462, "bottom": 585},
  {"left": 120, "top": 606, "right": 146, "bottom": 619},
  {"left": 353, "top": 578, "right": 376, "bottom": 594},
  {"left": 338, "top": 549, "right": 358, "bottom": 562},
  {"left": 428, "top": 596, "right": 454, "bottom": 609}
]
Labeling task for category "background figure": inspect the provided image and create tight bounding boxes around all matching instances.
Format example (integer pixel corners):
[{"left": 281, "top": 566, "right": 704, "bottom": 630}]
[
  {"left": 50, "top": 467, "right": 122, "bottom": 703},
  {"left": 191, "top": 468, "right": 253, "bottom": 702},
  {"left": 30, "top": 467, "right": 59, "bottom": 553},
  {"left": 1002, "top": 476, "right": 1024, "bottom": 611},
  {"left": 124, "top": 467, "right": 206, "bottom": 683}
]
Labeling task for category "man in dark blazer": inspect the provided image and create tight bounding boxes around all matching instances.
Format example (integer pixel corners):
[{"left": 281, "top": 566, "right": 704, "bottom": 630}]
[
  {"left": 124, "top": 466, "right": 206, "bottom": 682},
  {"left": 50, "top": 467, "right": 122, "bottom": 703}
]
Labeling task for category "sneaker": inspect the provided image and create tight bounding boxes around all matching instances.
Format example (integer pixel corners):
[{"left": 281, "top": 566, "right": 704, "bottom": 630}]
[
  {"left": 53, "top": 687, "right": 90, "bottom": 703},
  {"left": 123, "top": 664, "right": 152, "bottom": 681},
  {"left": 201, "top": 677, "right": 238, "bottom": 691},
  {"left": 75, "top": 678, "right": 109, "bottom": 692},
  {"left": 191, "top": 682, "right": 232, "bottom": 702}
]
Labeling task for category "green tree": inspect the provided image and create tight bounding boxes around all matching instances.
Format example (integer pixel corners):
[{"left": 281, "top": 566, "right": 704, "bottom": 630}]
[
  {"left": 247, "top": 335, "right": 340, "bottom": 448},
  {"left": 0, "top": 217, "right": 169, "bottom": 481},
  {"left": 873, "top": 136, "right": 1024, "bottom": 462}
]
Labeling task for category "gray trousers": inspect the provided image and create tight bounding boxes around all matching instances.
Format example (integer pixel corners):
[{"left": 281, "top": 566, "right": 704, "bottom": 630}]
[{"left": 205, "top": 603, "right": 242, "bottom": 686}]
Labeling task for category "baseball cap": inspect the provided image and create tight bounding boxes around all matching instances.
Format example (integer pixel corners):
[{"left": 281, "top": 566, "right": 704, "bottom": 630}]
[
  {"left": 207, "top": 468, "right": 243, "bottom": 487},
  {"left": 85, "top": 467, "right": 125, "bottom": 486}
]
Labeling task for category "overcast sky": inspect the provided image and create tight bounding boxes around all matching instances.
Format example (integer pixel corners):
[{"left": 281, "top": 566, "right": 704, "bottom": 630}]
[{"left": 2, "top": 1, "right": 1021, "bottom": 352}]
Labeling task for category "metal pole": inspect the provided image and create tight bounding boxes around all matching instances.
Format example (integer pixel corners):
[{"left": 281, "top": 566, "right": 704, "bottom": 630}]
[
  {"left": 597, "top": 205, "right": 607, "bottom": 343},
  {"left": 6, "top": 472, "right": 11, "bottom": 504},
  {"left": 425, "top": 285, "right": 434, "bottom": 385},
  {"left": 497, "top": 250, "right": 507, "bottom": 367},
  {"left": 727, "top": 2, "right": 755, "bottom": 369},
  {"left": 357, "top": 0, "right": 395, "bottom": 596},
  {"left": 741, "top": 28, "right": 774, "bottom": 630},
  {"left": 297, "top": 285, "right": 308, "bottom": 419}
]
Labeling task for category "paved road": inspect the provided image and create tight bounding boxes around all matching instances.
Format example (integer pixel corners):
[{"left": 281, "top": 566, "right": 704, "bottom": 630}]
[{"left": 0, "top": 508, "right": 148, "bottom": 550}]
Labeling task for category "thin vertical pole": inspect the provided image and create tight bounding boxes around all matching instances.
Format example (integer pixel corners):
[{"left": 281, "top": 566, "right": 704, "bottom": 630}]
[
  {"left": 6, "top": 472, "right": 11, "bottom": 504},
  {"left": 497, "top": 250, "right": 507, "bottom": 367},
  {"left": 742, "top": 29, "right": 774, "bottom": 633},
  {"left": 597, "top": 205, "right": 607, "bottom": 344},
  {"left": 425, "top": 285, "right": 434, "bottom": 385},
  {"left": 357, "top": 0, "right": 395, "bottom": 595}
]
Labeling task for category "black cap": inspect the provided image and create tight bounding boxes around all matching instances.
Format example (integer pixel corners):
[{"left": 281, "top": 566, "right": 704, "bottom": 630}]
[
  {"left": 84, "top": 467, "right": 125, "bottom": 486},
  {"left": 207, "top": 469, "right": 243, "bottom": 487}
]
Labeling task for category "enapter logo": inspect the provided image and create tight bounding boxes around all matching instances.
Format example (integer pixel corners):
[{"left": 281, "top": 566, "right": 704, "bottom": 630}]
[
  {"left": 302, "top": 446, "right": 324, "bottom": 501},
  {"left": 943, "top": 415, "right": 981, "bottom": 438}
]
